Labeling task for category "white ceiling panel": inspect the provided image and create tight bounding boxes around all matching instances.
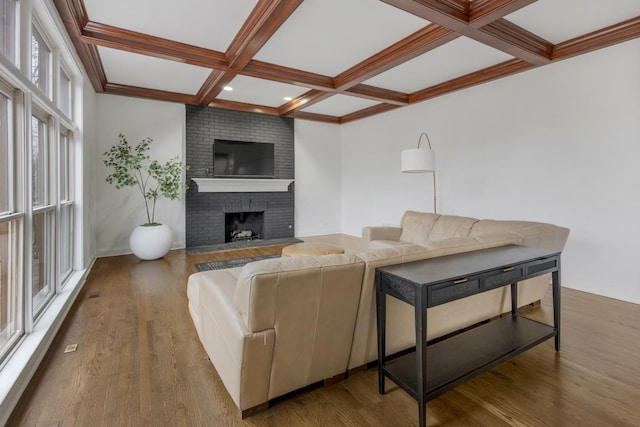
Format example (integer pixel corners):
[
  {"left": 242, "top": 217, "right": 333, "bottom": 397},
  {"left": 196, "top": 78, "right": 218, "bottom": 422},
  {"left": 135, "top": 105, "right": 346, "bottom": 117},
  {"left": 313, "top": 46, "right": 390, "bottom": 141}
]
[
  {"left": 99, "top": 47, "right": 212, "bottom": 94},
  {"left": 300, "top": 94, "right": 379, "bottom": 117},
  {"left": 84, "top": 0, "right": 258, "bottom": 52},
  {"left": 217, "top": 75, "right": 309, "bottom": 107},
  {"left": 506, "top": 0, "right": 640, "bottom": 44},
  {"left": 253, "top": 0, "right": 429, "bottom": 76},
  {"left": 364, "top": 38, "right": 513, "bottom": 93}
]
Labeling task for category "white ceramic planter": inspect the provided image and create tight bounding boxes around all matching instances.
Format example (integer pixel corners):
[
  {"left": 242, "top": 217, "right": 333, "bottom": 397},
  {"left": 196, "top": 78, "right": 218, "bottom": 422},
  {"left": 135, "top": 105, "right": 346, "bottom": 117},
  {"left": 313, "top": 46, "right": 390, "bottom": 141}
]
[{"left": 129, "top": 223, "right": 173, "bottom": 260}]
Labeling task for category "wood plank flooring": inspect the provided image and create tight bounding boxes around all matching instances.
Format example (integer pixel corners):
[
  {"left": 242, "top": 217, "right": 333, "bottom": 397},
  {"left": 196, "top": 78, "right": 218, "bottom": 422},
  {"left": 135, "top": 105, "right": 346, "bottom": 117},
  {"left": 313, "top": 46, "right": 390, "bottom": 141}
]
[{"left": 7, "top": 235, "right": 640, "bottom": 426}]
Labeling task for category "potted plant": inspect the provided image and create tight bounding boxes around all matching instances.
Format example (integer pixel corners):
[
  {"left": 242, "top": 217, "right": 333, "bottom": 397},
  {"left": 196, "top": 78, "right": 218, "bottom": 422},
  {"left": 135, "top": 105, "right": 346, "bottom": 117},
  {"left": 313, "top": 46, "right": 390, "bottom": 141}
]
[{"left": 103, "top": 133, "right": 188, "bottom": 260}]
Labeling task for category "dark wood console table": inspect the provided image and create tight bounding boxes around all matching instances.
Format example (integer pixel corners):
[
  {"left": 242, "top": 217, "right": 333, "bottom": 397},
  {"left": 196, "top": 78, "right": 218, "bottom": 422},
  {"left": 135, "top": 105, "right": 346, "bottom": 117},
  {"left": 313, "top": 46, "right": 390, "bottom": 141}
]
[{"left": 375, "top": 245, "right": 561, "bottom": 427}]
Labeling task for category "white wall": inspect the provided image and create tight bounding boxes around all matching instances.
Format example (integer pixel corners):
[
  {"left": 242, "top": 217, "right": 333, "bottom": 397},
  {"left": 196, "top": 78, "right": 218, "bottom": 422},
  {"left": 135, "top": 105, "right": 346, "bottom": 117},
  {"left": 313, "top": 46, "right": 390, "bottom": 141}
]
[
  {"left": 340, "top": 39, "right": 640, "bottom": 304},
  {"left": 80, "top": 77, "right": 97, "bottom": 265},
  {"left": 94, "top": 95, "right": 186, "bottom": 256},
  {"left": 294, "top": 120, "right": 342, "bottom": 236}
]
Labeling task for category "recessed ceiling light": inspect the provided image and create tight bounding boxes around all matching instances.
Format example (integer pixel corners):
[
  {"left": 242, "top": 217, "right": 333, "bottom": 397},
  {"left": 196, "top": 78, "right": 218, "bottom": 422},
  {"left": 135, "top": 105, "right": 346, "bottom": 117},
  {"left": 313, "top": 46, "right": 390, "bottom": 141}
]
[
  {"left": 300, "top": 99, "right": 308, "bottom": 105},
  {"left": 284, "top": 96, "right": 293, "bottom": 101},
  {"left": 223, "top": 86, "right": 233, "bottom": 91}
]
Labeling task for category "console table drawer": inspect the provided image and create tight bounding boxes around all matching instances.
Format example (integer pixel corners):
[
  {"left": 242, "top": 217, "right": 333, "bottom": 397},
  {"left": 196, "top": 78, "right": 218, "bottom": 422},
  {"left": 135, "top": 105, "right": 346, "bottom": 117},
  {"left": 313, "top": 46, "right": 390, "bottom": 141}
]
[
  {"left": 482, "top": 264, "right": 525, "bottom": 291},
  {"left": 429, "top": 277, "right": 480, "bottom": 307},
  {"left": 526, "top": 256, "right": 559, "bottom": 277}
]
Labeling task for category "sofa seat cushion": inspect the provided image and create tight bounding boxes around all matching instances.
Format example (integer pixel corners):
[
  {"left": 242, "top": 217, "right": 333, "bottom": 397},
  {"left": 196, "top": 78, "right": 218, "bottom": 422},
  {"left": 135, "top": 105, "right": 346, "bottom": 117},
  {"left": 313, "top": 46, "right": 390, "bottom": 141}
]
[{"left": 368, "top": 239, "right": 417, "bottom": 249}]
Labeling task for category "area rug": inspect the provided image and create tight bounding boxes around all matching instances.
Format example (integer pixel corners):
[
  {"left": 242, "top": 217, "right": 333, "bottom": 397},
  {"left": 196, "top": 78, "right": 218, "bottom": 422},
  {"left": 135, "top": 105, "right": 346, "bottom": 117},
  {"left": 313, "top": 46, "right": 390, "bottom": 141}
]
[{"left": 195, "top": 254, "right": 280, "bottom": 272}]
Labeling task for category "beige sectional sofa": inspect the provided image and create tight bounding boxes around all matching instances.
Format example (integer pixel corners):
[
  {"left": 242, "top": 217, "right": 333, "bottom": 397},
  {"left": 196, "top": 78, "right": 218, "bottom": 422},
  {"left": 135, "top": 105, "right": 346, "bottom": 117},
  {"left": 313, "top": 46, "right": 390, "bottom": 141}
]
[{"left": 187, "top": 211, "right": 569, "bottom": 416}]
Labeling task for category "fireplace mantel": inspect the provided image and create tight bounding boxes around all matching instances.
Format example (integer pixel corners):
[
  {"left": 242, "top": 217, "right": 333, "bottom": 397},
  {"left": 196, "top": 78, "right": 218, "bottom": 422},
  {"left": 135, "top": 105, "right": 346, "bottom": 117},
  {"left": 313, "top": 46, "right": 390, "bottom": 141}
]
[{"left": 192, "top": 178, "right": 294, "bottom": 193}]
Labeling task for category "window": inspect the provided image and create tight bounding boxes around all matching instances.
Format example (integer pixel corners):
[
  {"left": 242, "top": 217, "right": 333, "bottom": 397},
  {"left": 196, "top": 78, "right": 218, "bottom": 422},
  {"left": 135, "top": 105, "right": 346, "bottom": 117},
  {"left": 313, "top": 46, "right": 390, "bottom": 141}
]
[
  {"left": 0, "top": 88, "right": 21, "bottom": 363},
  {"left": 0, "top": 219, "right": 21, "bottom": 361},
  {"left": 31, "top": 26, "right": 51, "bottom": 97},
  {"left": 59, "top": 69, "right": 71, "bottom": 117},
  {"left": 0, "top": 0, "right": 17, "bottom": 63},
  {"left": 0, "top": 92, "right": 9, "bottom": 215},
  {"left": 31, "top": 114, "right": 54, "bottom": 316},
  {"left": 0, "top": 0, "right": 84, "bottom": 389},
  {"left": 59, "top": 132, "right": 69, "bottom": 202},
  {"left": 59, "top": 131, "right": 73, "bottom": 283},
  {"left": 31, "top": 115, "right": 47, "bottom": 207}
]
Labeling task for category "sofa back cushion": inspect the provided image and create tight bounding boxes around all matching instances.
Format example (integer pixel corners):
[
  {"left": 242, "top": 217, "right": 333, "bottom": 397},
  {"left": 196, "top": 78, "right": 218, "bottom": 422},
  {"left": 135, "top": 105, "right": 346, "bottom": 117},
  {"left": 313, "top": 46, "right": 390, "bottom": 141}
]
[
  {"left": 427, "top": 215, "right": 479, "bottom": 242},
  {"left": 470, "top": 219, "right": 570, "bottom": 251},
  {"left": 399, "top": 211, "right": 440, "bottom": 244},
  {"left": 234, "top": 254, "right": 364, "bottom": 332},
  {"left": 233, "top": 254, "right": 366, "bottom": 398}
]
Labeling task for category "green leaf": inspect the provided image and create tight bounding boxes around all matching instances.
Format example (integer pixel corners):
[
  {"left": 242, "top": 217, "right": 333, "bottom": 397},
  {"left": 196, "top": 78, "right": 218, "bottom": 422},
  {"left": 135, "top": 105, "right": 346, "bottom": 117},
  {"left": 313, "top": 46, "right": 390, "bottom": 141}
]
[{"left": 103, "top": 134, "right": 189, "bottom": 224}]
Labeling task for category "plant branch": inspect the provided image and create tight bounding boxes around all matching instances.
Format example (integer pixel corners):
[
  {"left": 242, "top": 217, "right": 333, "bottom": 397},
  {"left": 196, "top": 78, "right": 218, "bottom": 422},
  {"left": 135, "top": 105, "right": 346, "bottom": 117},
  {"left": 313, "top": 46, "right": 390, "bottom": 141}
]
[{"left": 103, "top": 134, "right": 189, "bottom": 226}]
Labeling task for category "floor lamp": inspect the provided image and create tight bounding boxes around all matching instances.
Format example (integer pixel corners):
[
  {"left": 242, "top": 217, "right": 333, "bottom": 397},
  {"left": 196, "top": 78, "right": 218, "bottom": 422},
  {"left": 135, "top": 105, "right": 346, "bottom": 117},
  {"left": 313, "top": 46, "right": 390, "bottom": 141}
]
[{"left": 401, "top": 131, "right": 437, "bottom": 213}]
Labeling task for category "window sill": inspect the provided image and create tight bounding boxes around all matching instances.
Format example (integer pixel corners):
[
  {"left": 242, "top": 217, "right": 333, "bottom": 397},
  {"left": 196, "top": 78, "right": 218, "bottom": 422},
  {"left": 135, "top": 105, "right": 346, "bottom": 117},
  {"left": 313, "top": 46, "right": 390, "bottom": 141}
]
[{"left": 0, "top": 260, "right": 94, "bottom": 425}]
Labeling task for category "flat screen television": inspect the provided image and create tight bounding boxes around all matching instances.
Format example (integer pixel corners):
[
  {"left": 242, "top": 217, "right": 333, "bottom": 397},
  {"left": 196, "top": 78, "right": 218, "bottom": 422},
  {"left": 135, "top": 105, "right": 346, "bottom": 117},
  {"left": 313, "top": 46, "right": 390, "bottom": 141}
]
[{"left": 213, "top": 139, "right": 275, "bottom": 178}]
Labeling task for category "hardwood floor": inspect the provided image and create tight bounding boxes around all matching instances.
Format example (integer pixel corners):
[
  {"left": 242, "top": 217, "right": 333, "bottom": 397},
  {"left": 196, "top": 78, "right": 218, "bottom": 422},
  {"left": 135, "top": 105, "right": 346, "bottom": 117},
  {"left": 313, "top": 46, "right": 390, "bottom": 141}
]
[{"left": 7, "top": 235, "right": 640, "bottom": 426}]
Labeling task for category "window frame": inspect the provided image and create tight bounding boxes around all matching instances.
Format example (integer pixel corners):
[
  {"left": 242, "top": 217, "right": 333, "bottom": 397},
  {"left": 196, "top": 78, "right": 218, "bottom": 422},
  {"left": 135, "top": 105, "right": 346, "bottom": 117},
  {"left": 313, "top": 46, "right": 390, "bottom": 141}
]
[{"left": 30, "top": 23, "right": 52, "bottom": 99}]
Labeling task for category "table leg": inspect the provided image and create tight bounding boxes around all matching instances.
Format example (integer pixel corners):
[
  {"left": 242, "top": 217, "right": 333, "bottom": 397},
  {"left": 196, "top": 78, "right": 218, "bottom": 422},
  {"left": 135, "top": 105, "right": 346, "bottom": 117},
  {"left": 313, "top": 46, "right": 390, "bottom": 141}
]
[
  {"left": 376, "top": 275, "right": 387, "bottom": 394},
  {"left": 552, "top": 269, "right": 561, "bottom": 351},
  {"left": 415, "top": 294, "right": 427, "bottom": 427},
  {"left": 510, "top": 282, "right": 518, "bottom": 317}
]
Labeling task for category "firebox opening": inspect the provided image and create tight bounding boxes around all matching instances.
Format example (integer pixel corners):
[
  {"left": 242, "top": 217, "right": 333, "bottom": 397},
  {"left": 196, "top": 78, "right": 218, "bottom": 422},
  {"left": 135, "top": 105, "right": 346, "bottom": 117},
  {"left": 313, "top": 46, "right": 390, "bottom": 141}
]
[{"left": 225, "top": 212, "right": 264, "bottom": 243}]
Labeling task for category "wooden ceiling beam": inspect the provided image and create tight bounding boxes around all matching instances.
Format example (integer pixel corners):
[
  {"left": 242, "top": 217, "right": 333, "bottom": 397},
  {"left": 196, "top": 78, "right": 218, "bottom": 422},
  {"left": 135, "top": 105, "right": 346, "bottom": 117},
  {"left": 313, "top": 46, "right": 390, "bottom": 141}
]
[
  {"left": 242, "top": 60, "right": 336, "bottom": 91},
  {"left": 81, "top": 22, "right": 230, "bottom": 70},
  {"left": 344, "top": 84, "right": 409, "bottom": 106},
  {"left": 206, "top": 99, "right": 280, "bottom": 116},
  {"left": 380, "top": 0, "right": 551, "bottom": 64},
  {"left": 286, "top": 111, "right": 341, "bottom": 124},
  {"left": 333, "top": 24, "right": 460, "bottom": 91},
  {"left": 103, "top": 83, "right": 197, "bottom": 104},
  {"left": 340, "top": 103, "right": 401, "bottom": 124},
  {"left": 469, "top": 0, "right": 537, "bottom": 27},
  {"left": 477, "top": 19, "right": 552, "bottom": 64},
  {"left": 226, "top": 0, "right": 303, "bottom": 69},
  {"left": 278, "top": 90, "right": 333, "bottom": 115},
  {"left": 410, "top": 58, "right": 532, "bottom": 103},
  {"left": 552, "top": 16, "right": 640, "bottom": 61},
  {"left": 196, "top": 0, "right": 302, "bottom": 105},
  {"left": 196, "top": 71, "right": 237, "bottom": 106},
  {"left": 53, "top": 0, "right": 106, "bottom": 92}
]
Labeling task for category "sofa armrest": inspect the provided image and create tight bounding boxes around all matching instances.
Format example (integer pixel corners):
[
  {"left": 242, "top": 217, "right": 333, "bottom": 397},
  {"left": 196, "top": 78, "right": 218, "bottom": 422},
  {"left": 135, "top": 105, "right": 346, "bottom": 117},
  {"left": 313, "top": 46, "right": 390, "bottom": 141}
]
[
  {"left": 362, "top": 226, "right": 402, "bottom": 242},
  {"left": 515, "top": 224, "right": 570, "bottom": 251}
]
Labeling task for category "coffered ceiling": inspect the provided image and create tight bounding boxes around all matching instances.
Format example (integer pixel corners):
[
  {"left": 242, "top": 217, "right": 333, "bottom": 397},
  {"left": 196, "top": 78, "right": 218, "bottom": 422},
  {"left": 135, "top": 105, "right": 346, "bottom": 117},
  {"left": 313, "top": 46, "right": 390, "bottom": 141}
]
[{"left": 54, "top": 0, "right": 640, "bottom": 124}]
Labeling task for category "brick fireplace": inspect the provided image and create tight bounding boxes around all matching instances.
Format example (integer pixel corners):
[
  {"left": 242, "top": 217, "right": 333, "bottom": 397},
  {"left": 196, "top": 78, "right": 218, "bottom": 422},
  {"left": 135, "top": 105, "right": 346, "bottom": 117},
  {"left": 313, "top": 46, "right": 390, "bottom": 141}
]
[{"left": 185, "top": 106, "right": 295, "bottom": 249}]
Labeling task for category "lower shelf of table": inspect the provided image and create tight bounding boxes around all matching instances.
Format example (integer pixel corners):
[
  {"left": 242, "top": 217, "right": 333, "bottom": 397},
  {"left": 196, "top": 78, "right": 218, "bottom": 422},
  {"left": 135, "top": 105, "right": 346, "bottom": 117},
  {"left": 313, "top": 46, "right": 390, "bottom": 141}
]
[{"left": 381, "top": 315, "right": 556, "bottom": 401}]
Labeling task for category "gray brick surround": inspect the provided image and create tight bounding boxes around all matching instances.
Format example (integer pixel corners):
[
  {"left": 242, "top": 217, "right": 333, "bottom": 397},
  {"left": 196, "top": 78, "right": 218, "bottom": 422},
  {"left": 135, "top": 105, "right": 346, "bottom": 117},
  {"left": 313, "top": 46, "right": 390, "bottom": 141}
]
[{"left": 185, "top": 106, "right": 295, "bottom": 248}]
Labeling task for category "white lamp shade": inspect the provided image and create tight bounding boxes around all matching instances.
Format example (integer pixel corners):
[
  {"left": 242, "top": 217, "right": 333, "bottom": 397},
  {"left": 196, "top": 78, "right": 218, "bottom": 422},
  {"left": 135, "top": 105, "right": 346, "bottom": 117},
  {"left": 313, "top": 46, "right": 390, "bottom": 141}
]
[{"left": 401, "top": 148, "right": 435, "bottom": 173}]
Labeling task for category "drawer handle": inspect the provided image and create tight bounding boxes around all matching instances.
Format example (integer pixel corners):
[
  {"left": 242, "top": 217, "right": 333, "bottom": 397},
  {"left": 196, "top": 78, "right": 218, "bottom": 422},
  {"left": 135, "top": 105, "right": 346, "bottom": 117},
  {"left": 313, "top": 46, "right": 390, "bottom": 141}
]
[
  {"left": 454, "top": 279, "right": 468, "bottom": 284},
  {"left": 503, "top": 267, "right": 515, "bottom": 272}
]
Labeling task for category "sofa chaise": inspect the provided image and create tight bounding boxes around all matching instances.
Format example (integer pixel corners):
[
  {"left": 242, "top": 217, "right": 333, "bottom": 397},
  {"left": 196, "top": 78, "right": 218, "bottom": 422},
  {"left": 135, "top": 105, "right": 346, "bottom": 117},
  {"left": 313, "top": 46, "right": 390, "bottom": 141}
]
[{"left": 187, "top": 211, "right": 569, "bottom": 416}]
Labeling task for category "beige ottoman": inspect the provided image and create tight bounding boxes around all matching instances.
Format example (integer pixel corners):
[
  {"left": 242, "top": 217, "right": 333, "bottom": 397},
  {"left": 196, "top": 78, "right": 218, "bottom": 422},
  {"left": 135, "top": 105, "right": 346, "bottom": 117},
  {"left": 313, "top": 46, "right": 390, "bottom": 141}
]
[{"left": 281, "top": 242, "right": 344, "bottom": 257}]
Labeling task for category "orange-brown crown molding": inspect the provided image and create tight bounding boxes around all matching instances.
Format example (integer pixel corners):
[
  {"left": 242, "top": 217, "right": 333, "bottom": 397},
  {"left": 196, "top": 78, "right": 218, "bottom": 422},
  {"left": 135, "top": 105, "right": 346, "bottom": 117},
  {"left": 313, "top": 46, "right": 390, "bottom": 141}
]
[{"left": 54, "top": 0, "right": 640, "bottom": 124}]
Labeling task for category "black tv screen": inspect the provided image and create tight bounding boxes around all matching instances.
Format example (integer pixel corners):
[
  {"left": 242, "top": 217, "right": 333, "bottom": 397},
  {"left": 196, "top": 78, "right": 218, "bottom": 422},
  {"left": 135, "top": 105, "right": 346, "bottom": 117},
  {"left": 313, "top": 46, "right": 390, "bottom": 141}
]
[{"left": 213, "top": 140, "right": 275, "bottom": 178}]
